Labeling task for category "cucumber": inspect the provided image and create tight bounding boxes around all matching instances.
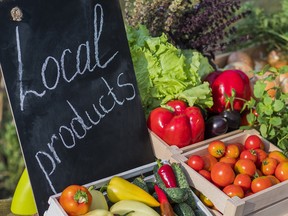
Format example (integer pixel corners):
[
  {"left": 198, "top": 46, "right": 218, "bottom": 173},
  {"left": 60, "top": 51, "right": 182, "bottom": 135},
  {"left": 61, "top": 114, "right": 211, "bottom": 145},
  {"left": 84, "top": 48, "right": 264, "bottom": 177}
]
[
  {"left": 154, "top": 170, "right": 188, "bottom": 203},
  {"left": 164, "top": 187, "right": 189, "bottom": 203},
  {"left": 132, "top": 176, "right": 149, "bottom": 193},
  {"left": 173, "top": 202, "right": 195, "bottom": 216},
  {"left": 184, "top": 188, "right": 197, "bottom": 210},
  {"left": 171, "top": 163, "right": 190, "bottom": 189},
  {"left": 194, "top": 209, "right": 207, "bottom": 216}
]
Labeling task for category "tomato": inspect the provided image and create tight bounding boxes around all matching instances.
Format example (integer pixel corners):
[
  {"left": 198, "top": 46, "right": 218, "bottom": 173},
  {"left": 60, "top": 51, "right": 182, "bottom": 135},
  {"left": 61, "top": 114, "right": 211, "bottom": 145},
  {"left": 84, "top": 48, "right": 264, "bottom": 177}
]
[
  {"left": 261, "top": 157, "right": 278, "bottom": 176},
  {"left": 254, "top": 149, "right": 268, "bottom": 168},
  {"left": 225, "top": 144, "right": 240, "bottom": 159},
  {"left": 233, "top": 173, "right": 252, "bottom": 191},
  {"left": 266, "top": 175, "right": 280, "bottom": 185},
  {"left": 202, "top": 154, "right": 218, "bottom": 171},
  {"left": 219, "top": 156, "right": 237, "bottom": 168},
  {"left": 223, "top": 184, "right": 244, "bottom": 198},
  {"left": 275, "top": 161, "right": 288, "bottom": 182},
  {"left": 240, "top": 149, "right": 257, "bottom": 163},
  {"left": 268, "top": 150, "right": 288, "bottom": 163},
  {"left": 244, "top": 135, "right": 264, "bottom": 150},
  {"left": 211, "top": 162, "right": 235, "bottom": 187},
  {"left": 199, "top": 193, "right": 214, "bottom": 207},
  {"left": 251, "top": 176, "right": 273, "bottom": 193},
  {"left": 253, "top": 169, "right": 263, "bottom": 178},
  {"left": 244, "top": 190, "right": 254, "bottom": 197},
  {"left": 59, "top": 185, "right": 92, "bottom": 216},
  {"left": 234, "top": 159, "right": 256, "bottom": 177},
  {"left": 198, "top": 169, "right": 212, "bottom": 181},
  {"left": 208, "top": 140, "right": 226, "bottom": 158},
  {"left": 187, "top": 155, "right": 205, "bottom": 171}
]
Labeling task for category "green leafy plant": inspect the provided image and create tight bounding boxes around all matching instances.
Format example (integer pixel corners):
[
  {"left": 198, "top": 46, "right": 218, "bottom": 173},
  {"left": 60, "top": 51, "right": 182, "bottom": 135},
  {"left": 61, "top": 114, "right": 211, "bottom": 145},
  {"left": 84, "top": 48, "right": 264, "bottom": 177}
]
[
  {"left": 231, "top": 0, "right": 288, "bottom": 54},
  {"left": 123, "top": 0, "right": 249, "bottom": 61},
  {"left": 0, "top": 93, "right": 24, "bottom": 198},
  {"left": 241, "top": 65, "right": 288, "bottom": 155}
]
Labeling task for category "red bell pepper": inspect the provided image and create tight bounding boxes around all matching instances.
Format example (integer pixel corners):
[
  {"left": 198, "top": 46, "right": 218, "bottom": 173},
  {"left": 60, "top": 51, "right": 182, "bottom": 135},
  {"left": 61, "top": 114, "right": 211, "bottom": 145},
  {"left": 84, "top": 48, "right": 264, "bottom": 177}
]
[
  {"left": 154, "top": 184, "right": 175, "bottom": 216},
  {"left": 147, "top": 100, "right": 205, "bottom": 148},
  {"left": 206, "top": 69, "right": 251, "bottom": 113}
]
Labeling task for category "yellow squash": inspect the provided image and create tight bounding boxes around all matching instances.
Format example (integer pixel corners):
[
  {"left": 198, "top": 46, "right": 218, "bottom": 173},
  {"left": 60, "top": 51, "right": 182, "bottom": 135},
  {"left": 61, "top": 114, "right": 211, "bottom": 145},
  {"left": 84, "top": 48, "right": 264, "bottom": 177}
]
[{"left": 106, "top": 176, "right": 160, "bottom": 207}]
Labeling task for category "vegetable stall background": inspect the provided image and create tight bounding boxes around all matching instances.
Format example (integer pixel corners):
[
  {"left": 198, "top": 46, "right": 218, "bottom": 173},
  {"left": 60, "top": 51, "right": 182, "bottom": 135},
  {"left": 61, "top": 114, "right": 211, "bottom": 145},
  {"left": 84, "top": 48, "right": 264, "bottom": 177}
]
[{"left": 0, "top": 0, "right": 283, "bottom": 200}]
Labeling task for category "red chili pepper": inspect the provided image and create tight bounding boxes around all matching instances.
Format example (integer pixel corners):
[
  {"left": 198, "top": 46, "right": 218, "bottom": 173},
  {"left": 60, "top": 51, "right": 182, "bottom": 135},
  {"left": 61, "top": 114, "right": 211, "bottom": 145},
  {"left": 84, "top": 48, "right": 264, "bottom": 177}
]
[
  {"left": 154, "top": 185, "right": 175, "bottom": 216},
  {"left": 157, "top": 160, "right": 177, "bottom": 188}
]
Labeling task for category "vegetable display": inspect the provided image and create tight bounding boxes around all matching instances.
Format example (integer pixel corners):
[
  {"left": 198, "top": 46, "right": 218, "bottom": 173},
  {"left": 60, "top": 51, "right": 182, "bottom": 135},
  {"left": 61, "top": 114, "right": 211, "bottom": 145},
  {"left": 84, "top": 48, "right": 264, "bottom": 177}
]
[
  {"left": 147, "top": 99, "right": 205, "bottom": 147},
  {"left": 186, "top": 134, "right": 288, "bottom": 204},
  {"left": 58, "top": 162, "right": 209, "bottom": 216}
]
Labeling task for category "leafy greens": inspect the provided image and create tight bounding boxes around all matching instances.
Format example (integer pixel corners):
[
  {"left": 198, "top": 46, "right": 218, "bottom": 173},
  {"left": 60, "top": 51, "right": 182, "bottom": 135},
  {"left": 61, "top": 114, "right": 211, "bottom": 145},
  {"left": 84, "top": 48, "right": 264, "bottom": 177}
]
[{"left": 126, "top": 25, "right": 214, "bottom": 115}]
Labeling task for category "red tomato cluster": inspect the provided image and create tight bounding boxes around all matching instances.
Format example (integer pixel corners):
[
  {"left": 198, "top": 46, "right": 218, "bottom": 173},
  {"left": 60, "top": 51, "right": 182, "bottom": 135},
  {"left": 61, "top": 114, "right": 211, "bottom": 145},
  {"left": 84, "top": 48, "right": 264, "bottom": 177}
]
[{"left": 187, "top": 135, "right": 288, "bottom": 200}]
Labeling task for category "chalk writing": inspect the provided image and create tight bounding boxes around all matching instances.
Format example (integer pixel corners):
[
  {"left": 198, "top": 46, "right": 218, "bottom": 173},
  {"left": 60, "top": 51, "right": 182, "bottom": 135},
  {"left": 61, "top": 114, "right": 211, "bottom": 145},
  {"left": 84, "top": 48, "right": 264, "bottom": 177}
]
[
  {"left": 35, "top": 73, "right": 136, "bottom": 193},
  {"left": 18, "top": 4, "right": 118, "bottom": 111}
]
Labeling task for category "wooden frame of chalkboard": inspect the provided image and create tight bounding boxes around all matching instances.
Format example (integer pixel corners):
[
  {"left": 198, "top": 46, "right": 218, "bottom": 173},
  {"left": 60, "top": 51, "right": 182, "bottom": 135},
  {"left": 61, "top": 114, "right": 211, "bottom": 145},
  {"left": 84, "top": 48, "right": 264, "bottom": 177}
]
[{"left": 0, "top": 0, "right": 155, "bottom": 215}]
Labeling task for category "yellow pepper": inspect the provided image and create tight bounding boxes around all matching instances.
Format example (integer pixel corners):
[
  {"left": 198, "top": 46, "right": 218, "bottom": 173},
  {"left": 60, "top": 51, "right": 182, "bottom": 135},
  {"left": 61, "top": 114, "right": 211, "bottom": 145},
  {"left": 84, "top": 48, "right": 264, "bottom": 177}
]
[{"left": 105, "top": 176, "right": 160, "bottom": 207}]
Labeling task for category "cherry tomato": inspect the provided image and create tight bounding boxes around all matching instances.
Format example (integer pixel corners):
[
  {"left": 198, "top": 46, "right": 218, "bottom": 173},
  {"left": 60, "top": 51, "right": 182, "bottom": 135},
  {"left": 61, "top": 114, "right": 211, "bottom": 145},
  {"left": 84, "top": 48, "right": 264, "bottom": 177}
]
[
  {"left": 253, "top": 169, "right": 263, "bottom": 178},
  {"left": 244, "top": 190, "right": 254, "bottom": 197},
  {"left": 254, "top": 149, "right": 268, "bottom": 168},
  {"left": 261, "top": 157, "right": 278, "bottom": 176},
  {"left": 233, "top": 173, "right": 252, "bottom": 191},
  {"left": 223, "top": 184, "right": 244, "bottom": 198},
  {"left": 251, "top": 176, "right": 273, "bottom": 193},
  {"left": 240, "top": 149, "right": 257, "bottom": 163},
  {"left": 202, "top": 154, "right": 218, "bottom": 171},
  {"left": 187, "top": 155, "right": 205, "bottom": 171},
  {"left": 198, "top": 169, "right": 212, "bottom": 181},
  {"left": 268, "top": 150, "right": 288, "bottom": 163},
  {"left": 275, "top": 161, "right": 288, "bottom": 182},
  {"left": 225, "top": 144, "right": 240, "bottom": 159},
  {"left": 59, "top": 185, "right": 92, "bottom": 216},
  {"left": 244, "top": 135, "right": 264, "bottom": 150},
  {"left": 208, "top": 140, "right": 226, "bottom": 158},
  {"left": 266, "top": 175, "right": 280, "bottom": 185},
  {"left": 211, "top": 162, "right": 235, "bottom": 187},
  {"left": 234, "top": 159, "right": 256, "bottom": 177},
  {"left": 219, "top": 156, "right": 237, "bottom": 168}
]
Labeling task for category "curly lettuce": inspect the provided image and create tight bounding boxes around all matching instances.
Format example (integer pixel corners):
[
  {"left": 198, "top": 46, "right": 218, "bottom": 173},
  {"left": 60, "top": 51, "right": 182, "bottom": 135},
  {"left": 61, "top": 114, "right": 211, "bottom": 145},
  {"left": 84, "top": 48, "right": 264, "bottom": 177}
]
[{"left": 126, "top": 25, "right": 214, "bottom": 115}]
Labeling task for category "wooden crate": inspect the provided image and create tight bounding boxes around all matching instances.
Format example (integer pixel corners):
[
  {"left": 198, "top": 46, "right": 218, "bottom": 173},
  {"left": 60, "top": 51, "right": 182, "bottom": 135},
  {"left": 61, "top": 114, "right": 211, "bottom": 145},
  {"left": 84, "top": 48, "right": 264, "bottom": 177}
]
[
  {"left": 150, "top": 129, "right": 242, "bottom": 160},
  {"left": 44, "top": 162, "right": 213, "bottom": 216},
  {"left": 171, "top": 129, "right": 288, "bottom": 216}
]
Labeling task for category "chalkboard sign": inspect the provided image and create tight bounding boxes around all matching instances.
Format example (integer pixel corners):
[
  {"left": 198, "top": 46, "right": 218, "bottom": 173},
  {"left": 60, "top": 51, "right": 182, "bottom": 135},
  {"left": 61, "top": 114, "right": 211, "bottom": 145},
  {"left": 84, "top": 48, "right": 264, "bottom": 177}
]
[{"left": 0, "top": 0, "right": 155, "bottom": 215}]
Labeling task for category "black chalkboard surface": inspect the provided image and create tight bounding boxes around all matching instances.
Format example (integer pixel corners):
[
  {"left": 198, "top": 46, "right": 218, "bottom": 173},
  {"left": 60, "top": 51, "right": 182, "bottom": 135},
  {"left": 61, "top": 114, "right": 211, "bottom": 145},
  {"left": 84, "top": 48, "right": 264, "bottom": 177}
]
[{"left": 0, "top": 0, "right": 155, "bottom": 215}]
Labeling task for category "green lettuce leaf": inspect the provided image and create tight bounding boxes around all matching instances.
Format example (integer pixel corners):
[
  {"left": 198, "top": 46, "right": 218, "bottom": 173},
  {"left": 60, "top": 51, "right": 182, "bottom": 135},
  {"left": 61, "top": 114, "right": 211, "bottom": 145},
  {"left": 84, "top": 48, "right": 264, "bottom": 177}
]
[{"left": 126, "top": 25, "right": 214, "bottom": 115}]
